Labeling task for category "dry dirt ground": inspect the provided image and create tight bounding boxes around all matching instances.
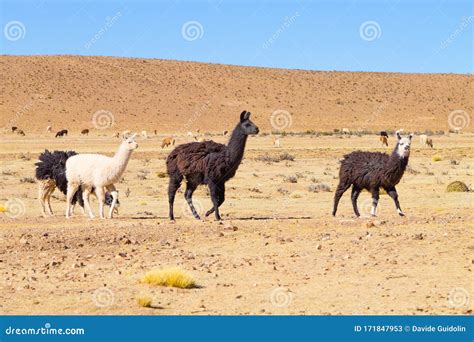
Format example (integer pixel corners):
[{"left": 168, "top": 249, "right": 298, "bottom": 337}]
[{"left": 0, "top": 132, "right": 472, "bottom": 315}]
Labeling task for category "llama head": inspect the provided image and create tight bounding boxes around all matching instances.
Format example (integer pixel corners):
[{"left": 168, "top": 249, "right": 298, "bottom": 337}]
[
  {"left": 123, "top": 133, "right": 139, "bottom": 150},
  {"left": 239, "top": 111, "right": 259, "bottom": 135},
  {"left": 395, "top": 130, "right": 413, "bottom": 158}
]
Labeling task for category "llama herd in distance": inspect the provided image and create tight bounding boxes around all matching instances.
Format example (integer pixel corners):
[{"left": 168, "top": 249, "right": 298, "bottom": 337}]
[{"left": 30, "top": 110, "right": 425, "bottom": 221}]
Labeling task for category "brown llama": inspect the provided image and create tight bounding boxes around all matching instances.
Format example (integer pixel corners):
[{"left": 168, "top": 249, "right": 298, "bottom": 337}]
[
  {"left": 161, "top": 137, "right": 175, "bottom": 149},
  {"left": 333, "top": 130, "right": 413, "bottom": 217},
  {"left": 166, "top": 111, "right": 259, "bottom": 221}
]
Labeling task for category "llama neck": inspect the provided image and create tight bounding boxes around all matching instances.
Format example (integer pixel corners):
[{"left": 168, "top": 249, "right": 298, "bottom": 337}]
[
  {"left": 227, "top": 124, "right": 248, "bottom": 168},
  {"left": 110, "top": 143, "right": 133, "bottom": 179},
  {"left": 384, "top": 149, "right": 409, "bottom": 184}
]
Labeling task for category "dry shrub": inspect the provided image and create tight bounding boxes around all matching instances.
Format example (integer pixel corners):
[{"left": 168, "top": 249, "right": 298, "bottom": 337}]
[
  {"left": 308, "top": 183, "right": 331, "bottom": 193},
  {"left": 156, "top": 171, "right": 167, "bottom": 178},
  {"left": 446, "top": 181, "right": 469, "bottom": 193},
  {"left": 137, "top": 296, "right": 152, "bottom": 307},
  {"left": 255, "top": 153, "right": 295, "bottom": 163},
  {"left": 140, "top": 267, "right": 196, "bottom": 288},
  {"left": 432, "top": 155, "right": 442, "bottom": 162}
]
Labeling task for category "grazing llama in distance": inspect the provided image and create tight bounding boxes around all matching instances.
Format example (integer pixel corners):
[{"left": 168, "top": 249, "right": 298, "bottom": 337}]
[
  {"left": 161, "top": 137, "right": 175, "bottom": 148},
  {"left": 342, "top": 128, "right": 350, "bottom": 135},
  {"left": 35, "top": 150, "right": 117, "bottom": 217},
  {"left": 46, "top": 125, "right": 52, "bottom": 133},
  {"left": 380, "top": 135, "right": 388, "bottom": 147},
  {"left": 65, "top": 134, "right": 138, "bottom": 219},
  {"left": 81, "top": 129, "right": 89, "bottom": 135},
  {"left": 55, "top": 129, "right": 68, "bottom": 138},
  {"left": 17, "top": 129, "right": 25, "bottom": 136},
  {"left": 11, "top": 126, "right": 18, "bottom": 133},
  {"left": 425, "top": 137, "right": 434, "bottom": 148},
  {"left": 166, "top": 111, "right": 259, "bottom": 221},
  {"left": 333, "top": 130, "right": 413, "bottom": 217},
  {"left": 141, "top": 130, "right": 148, "bottom": 139},
  {"left": 419, "top": 134, "right": 433, "bottom": 148},
  {"left": 273, "top": 136, "right": 281, "bottom": 148}
]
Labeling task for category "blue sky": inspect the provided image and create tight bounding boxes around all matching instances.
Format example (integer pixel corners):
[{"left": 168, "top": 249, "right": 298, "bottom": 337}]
[{"left": 0, "top": 0, "right": 472, "bottom": 73}]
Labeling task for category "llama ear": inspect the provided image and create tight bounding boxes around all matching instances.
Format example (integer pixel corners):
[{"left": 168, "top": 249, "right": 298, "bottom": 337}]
[
  {"left": 395, "top": 130, "right": 402, "bottom": 140},
  {"left": 244, "top": 111, "right": 251, "bottom": 120},
  {"left": 130, "top": 133, "right": 137, "bottom": 139},
  {"left": 409, "top": 133, "right": 413, "bottom": 140},
  {"left": 240, "top": 111, "right": 247, "bottom": 122}
]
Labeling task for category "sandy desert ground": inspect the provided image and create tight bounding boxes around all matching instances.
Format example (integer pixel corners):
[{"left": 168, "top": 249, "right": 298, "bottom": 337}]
[
  {"left": 1, "top": 55, "right": 473, "bottom": 133},
  {"left": 0, "top": 132, "right": 472, "bottom": 315}
]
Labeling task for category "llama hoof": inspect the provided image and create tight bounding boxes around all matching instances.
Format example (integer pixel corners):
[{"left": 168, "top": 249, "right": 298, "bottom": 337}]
[
  {"left": 398, "top": 212, "right": 405, "bottom": 217},
  {"left": 194, "top": 215, "right": 201, "bottom": 220}
]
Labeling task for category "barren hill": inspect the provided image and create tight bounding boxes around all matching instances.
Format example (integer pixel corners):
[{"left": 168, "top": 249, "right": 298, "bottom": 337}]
[{"left": 0, "top": 55, "right": 472, "bottom": 134}]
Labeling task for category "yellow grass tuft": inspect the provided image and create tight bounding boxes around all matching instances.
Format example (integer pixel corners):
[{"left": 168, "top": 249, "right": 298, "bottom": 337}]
[
  {"left": 446, "top": 181, "right": 469, "bottom": 193},
  {"left": 137, "top": 296, "right": 152, "bottom": 308},
  {"left": 140, "top": 267, "right": 196, "bottom": 289},
  {"left": 432, "top": 155, "right": 442, "bottom": 162}
]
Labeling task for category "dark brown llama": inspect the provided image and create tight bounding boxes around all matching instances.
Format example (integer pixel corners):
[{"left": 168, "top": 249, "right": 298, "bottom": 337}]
[
  {"left": 166, "top": 110, "right": 259, "bottom": 221},
  {"left": 333, "top": 130, "right": 413, "bottom": 217}
]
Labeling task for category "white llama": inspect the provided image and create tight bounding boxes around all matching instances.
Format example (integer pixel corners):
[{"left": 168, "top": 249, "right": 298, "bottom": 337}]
[{"left": 65, "top": 134, "right": 138, "bottom": 219}]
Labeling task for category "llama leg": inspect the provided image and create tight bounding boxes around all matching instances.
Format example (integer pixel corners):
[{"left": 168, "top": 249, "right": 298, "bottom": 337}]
[
  {"left": 106, "top": 185, "right": 118, "bottom": 219},
  {"left": 332, "top": 182, "right": 351, "bottom": 216},
  {"left": 351, "top": 186, "right": 361, "bottom": 217},
  {"left": 184, "top": 182, "right": 200, "bottom": 219},
  {"left": 168, "top": 175, "right": 182, "bottom": 220},
  {"left": 205, "top": 186, "right": 225, "bottom": 217},
  {"left": 386, "top": 187, "right": 404, "bottom": 216},
  {"left": 95, "top": 186, "right": 106, "bottom": 219},
  {"left": 208, "top": 182, "right": 222, "bottom": 221},
  {"left": 46, "top": 184, "right": 56, "bottom": 216},
  {"left": 82, "top": 186, "right": 95, "bottom": 219},
  {"left": 66, "top": 183, "right": 79, "bottom": 218},
  {"left": 370, "top": 189, "right": 380, "bottom": 217},
  {"left": 38, "top": 181, "right": 48, "bottom": 217}
]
